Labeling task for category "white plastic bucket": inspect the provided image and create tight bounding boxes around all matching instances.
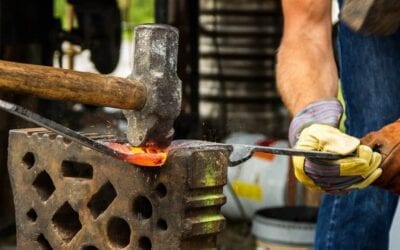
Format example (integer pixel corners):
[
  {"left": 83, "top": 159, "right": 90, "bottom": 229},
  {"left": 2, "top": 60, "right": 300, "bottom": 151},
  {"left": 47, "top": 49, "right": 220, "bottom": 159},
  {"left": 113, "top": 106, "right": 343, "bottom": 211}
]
[
  {"left": 252, "top": 206, "right": 317, "bottom": 250},
  {"left": 222, "top": 133, "right": 289, "bottom": 219}
]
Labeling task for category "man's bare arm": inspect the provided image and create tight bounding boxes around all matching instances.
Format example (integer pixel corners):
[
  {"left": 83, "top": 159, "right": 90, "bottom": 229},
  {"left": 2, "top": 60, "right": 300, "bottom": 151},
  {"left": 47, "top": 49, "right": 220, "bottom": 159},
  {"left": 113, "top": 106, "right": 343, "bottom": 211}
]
[{"left": 277, "top": 0, "right": 338, "bottom": 115}]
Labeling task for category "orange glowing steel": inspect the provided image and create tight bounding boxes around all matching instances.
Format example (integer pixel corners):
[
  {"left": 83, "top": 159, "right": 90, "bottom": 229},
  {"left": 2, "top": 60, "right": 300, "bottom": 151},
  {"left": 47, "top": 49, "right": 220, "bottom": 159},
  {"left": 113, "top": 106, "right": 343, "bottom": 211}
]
[{"left": 104, "top": 142, "right": 167, "bottom": 167}]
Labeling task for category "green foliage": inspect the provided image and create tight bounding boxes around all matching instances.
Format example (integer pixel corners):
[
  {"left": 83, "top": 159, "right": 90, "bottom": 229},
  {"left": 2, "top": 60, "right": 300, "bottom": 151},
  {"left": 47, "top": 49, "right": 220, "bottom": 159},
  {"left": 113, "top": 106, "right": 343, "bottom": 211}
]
[
  {"left": 130, "top": 0, "right": 155, "bottom": 26},
  {"left": 54, "top": 0, "right": 67, "bottom": 29},
  {"left": 53, "top": 0, "right": 155, "bottom": 38},
  {"left": 123, "top": 0, "right": 155, "bottom": 40}
]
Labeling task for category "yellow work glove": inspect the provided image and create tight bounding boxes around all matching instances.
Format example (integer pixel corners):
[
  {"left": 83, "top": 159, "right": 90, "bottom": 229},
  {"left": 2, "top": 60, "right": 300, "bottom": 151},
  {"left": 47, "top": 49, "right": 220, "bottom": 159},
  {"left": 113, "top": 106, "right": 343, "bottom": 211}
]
[
  {"left": 288, "top": 98, "right": 382, "bottom": 193},
  {"left": 293, "top": 124, "right": 382, "bottom": 192}
]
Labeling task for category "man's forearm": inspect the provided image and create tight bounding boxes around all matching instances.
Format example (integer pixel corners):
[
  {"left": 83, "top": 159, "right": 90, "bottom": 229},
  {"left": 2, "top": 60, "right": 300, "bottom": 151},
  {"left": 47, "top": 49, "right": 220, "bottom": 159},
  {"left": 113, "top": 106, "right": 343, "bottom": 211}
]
[
  {"left": 277, "top": 38, "right": 338, "bottom": 115},
  {"left": 277, "top": 0, "right": 339, "bottom": 115}
]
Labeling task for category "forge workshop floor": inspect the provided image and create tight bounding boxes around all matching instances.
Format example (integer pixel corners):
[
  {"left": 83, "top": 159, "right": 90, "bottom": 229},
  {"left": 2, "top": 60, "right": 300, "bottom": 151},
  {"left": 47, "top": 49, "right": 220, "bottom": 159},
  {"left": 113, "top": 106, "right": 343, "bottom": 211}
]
[{"left": 217, "top": 220, "right": 256, "bottom": 250}]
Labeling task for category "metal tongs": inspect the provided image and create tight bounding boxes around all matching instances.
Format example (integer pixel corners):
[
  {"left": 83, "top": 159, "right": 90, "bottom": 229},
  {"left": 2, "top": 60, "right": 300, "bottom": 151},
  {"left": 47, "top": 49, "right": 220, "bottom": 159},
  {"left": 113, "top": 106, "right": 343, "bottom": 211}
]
[
  {"left": 168, "top": 140, "right": 342, "bottom": 166},
  {"left": 0, "top": 99, "right": 343, "bottom": 167}
]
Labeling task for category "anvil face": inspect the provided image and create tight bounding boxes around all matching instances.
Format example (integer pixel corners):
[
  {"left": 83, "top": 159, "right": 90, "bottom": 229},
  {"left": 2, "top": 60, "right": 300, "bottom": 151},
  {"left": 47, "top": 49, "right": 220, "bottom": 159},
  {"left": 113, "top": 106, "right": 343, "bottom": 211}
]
[{"left": 8, "top": 128, "right": 229, "bottom": 249}]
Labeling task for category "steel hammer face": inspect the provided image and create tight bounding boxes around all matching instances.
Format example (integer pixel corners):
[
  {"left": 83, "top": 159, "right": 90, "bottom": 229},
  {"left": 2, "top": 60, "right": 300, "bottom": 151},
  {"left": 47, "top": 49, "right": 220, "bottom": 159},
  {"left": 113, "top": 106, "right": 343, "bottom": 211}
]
[{"left": 124, "top": 24, "right": 181, "bottom": 148}]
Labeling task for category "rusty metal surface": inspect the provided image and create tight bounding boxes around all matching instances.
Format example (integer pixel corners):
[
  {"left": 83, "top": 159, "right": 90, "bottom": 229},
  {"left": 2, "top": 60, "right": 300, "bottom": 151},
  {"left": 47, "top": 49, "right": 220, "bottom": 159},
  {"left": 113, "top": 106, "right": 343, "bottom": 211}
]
[{"left": 8, "top": 128, "right": 229, "bottom": 249}]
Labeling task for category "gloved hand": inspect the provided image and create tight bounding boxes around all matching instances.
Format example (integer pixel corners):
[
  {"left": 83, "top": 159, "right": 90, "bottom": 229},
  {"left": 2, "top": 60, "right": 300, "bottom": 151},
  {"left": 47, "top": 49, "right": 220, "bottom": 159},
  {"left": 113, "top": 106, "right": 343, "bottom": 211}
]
[
  {"left": 289, "top": 98, "right": 382, "bottom": 193},
  {"left": 361, "top": 120, "right": 400, "bottom": 195},
  {"left": 294, "top": 124, "right": 382, "bottom": 192}
]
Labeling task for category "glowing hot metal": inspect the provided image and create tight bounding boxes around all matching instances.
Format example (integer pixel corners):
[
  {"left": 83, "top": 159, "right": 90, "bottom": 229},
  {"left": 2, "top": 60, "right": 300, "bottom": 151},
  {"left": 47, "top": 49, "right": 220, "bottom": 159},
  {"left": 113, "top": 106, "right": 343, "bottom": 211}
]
[{"left": 103, "top": 142, "right": 167, "bottom": 167}]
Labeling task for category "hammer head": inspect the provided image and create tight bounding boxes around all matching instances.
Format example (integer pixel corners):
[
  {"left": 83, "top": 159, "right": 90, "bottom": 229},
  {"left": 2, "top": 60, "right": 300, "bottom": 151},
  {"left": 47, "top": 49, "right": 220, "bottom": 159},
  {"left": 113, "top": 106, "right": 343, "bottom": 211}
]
[{"left": 124, "top": 24, "right": 181, "bottom": 148}]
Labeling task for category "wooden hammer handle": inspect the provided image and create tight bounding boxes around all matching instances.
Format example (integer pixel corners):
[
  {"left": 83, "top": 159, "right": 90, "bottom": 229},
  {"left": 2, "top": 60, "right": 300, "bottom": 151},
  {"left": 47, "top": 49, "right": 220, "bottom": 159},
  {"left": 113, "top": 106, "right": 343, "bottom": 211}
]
[{"left": 0, "top": 60, "right": 146, "bottom": 109}]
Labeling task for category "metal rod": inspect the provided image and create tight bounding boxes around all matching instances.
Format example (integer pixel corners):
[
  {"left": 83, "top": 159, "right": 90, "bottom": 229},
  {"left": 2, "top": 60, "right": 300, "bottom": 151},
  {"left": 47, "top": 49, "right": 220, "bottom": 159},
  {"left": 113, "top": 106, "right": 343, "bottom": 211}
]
[{"left": 0, "top": 99, "right": 126, "bottom": 160}]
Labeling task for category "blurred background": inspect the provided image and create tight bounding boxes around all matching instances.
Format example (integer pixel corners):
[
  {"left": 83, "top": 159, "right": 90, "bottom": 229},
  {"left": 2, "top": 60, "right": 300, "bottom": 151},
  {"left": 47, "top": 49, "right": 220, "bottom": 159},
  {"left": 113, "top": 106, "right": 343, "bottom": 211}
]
[{"left": 2, "top": 1, "right": 399, "bottom": 249}]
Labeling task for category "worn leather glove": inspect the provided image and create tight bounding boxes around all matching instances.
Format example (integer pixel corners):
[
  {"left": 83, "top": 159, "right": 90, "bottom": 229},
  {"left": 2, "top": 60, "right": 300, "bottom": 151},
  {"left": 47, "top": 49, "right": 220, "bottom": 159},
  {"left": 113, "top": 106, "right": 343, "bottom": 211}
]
[
  {"left": 290, "top": 98, "right": 382, "bottom": 192},
  {"left": 361, "top": 120, "right": 400, "bottom": 195}
]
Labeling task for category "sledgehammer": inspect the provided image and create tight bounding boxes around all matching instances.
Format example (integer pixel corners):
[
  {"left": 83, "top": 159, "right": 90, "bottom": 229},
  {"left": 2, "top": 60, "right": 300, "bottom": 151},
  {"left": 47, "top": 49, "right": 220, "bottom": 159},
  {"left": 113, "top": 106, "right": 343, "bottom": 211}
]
[{"left": 0, "top": 24, "right": 181, "bottom": 147}]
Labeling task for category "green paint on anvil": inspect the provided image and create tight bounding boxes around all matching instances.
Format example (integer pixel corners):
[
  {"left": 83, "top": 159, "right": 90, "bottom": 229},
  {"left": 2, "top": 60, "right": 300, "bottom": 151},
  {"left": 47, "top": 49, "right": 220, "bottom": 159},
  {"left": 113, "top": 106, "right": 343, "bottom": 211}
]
[
  {"left": 190, "top": 151, "right": 227, "bottom": 189},
  {"left": 198, "top": 214, "right": 225, "bottom": 233},
  {"left": 203, "top": 157, "right": 221, "bottom": 186},
  {"left": 193, "top": 194, "right": 224, "bottom": 206},
  {"left": 204, "top": 165, "right": 217, "bottom": 186}
]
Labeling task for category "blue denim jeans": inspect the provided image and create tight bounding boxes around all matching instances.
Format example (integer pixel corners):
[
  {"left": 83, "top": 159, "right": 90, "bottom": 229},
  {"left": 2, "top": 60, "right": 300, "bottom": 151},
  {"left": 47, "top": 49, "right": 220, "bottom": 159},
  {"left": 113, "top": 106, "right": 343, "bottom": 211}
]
[{"left": 314, "top": 1, "right": 400, "bottom": 249}]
